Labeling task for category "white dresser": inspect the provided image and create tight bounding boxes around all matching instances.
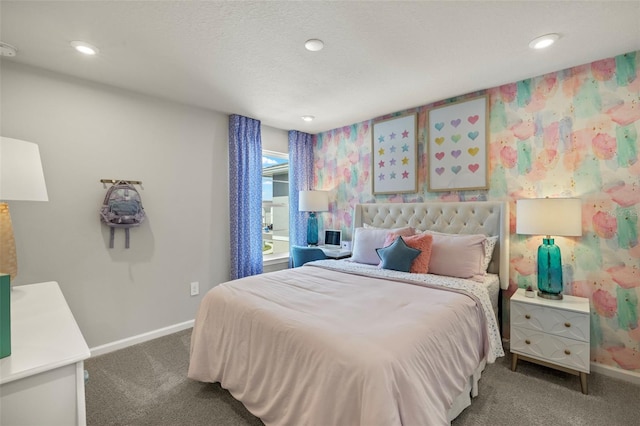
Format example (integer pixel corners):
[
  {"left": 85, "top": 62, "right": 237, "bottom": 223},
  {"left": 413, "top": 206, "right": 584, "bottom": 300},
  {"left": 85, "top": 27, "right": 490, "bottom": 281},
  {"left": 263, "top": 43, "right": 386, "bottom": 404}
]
[
  {"left": 0, "top": 282, "right": 91, "bottom": 425},
  {"left": 510, "top": 287, "right": 590, "bottom": 394}
]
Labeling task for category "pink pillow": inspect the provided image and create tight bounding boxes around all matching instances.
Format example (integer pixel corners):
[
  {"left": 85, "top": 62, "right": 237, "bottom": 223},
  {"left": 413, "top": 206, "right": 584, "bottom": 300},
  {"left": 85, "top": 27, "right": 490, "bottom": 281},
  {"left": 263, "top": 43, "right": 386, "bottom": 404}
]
[
  {"left": 422, "top": 231, "right": 487, "bottom": 278},
  {"left": 382, "top": 232, "right": 433, "bottom": 274}
]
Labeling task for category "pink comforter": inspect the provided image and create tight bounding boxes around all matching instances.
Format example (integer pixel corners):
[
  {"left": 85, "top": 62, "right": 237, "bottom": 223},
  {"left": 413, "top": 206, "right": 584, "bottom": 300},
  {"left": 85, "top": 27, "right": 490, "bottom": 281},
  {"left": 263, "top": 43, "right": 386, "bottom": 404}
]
[{"left": 188, "top": 264, "right": 491, "bottom": 426}]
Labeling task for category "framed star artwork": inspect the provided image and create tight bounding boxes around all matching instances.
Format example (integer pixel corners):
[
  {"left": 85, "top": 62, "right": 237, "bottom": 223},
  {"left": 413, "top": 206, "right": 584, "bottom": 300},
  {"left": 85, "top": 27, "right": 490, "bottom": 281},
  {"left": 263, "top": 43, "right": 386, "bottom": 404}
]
[
  {"left": 371, "top": 113, "right": 417, "bottom": 195},
  {"left": 427, "top": 94, "right": 489, "bottom": 192}
]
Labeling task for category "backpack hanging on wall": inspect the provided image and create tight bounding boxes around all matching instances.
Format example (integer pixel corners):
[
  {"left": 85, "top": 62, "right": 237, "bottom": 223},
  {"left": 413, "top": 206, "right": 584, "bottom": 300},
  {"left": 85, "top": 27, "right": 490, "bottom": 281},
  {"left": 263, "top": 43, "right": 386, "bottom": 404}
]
[{"left": 100, "top": 181, "right": 146, "bottom": 248}]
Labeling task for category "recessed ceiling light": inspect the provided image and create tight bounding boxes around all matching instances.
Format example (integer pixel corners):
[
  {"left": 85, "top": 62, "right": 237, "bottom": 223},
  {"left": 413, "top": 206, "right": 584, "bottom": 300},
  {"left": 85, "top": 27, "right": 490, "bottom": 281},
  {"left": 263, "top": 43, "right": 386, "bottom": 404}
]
[
  {"left": 71, "top": 41, "right": 99, "bottom": 55},
  {"left": 529, "top": 33, "right": 560, "bottom": 50},
  {"left": 304, "top": 39, "right": 324, "bottom": 52},
  {"left": 301, "top": 115, "right": 315, "bottom": 122},
  {"left": 0, "top": 42, "right": 17, "bottom": 57}
]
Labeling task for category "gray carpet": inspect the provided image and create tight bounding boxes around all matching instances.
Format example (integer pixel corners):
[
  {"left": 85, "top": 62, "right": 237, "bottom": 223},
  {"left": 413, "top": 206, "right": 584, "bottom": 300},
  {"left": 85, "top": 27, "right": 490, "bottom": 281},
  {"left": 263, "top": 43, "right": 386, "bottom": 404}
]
[{"left": 86, "top": 329, "right": 640, "bottom": 425}]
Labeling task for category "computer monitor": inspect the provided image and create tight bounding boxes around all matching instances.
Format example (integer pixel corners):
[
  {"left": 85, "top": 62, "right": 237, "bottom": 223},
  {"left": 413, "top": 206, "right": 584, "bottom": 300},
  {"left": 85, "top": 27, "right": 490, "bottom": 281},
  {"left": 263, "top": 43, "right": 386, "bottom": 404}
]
[{"left": 324, "top": 229, "right": 342, "bottom": 248}]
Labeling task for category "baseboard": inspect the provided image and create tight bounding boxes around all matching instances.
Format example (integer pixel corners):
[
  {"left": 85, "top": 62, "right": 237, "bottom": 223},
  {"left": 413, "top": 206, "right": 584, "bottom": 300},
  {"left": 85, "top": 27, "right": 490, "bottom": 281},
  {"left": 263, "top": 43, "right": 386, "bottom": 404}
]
[
  {"left": 590, "top": 362, "right": 640, "bottom": 385},
  {"left": 89, "top": 320, "right": 194, "bottom": 357}
]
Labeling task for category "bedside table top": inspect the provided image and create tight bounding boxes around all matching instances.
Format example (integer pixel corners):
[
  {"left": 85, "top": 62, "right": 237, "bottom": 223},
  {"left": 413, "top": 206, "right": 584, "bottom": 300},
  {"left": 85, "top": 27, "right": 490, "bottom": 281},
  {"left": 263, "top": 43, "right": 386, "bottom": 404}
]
[
  {"left": 1, "top": 282, "right": 91, "bottom": 385},
  {"left": 511, "top": 288, "right": 589, "bottom": 314}
]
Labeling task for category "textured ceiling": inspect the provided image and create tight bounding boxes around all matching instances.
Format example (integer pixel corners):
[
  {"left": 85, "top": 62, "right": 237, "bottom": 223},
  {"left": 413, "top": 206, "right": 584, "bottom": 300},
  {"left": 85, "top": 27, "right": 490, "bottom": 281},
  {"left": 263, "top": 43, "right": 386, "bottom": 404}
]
[{"left": 1, "top": 1, "right": 639, "bottom": 133}]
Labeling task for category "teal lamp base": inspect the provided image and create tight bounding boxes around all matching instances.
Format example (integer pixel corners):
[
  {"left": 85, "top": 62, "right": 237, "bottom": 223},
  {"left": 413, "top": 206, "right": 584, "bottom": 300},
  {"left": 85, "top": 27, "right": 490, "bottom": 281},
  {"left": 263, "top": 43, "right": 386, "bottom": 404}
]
[
  {"left": 537, "top": 237, "right": 563, "bottom": 300},
  {"left": 306, "top": 212, "right": 319, "bottom": 246},
  {"left": 0, "top": 273, "right": 10, "bottom": 358}
]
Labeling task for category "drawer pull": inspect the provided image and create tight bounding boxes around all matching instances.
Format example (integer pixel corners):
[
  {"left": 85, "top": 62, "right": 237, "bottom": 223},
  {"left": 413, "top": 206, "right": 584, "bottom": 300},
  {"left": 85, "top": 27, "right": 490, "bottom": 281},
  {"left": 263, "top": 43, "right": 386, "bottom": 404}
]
[
  {"left": 565, "top": 322, "right": 571, "bottom": 328},
  {"left": 525, "top": 339, "right": 531, "bottom": 345},
  {"left": 525, "top": 314, "right": 531, "bottom": 319},
  {"left": 564, "top": 349, "right": 571, "bottom": 355}
]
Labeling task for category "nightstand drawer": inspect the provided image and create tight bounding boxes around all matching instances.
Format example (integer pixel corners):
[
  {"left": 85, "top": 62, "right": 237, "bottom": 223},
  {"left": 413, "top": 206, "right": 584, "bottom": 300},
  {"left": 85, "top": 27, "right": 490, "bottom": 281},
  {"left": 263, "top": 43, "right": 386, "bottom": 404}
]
[
  {"left": 511, "top": 300, "right": 589, "bottom": 341},
  {"left": 511, "top": 327, "right": 590, "bottom": 373}
]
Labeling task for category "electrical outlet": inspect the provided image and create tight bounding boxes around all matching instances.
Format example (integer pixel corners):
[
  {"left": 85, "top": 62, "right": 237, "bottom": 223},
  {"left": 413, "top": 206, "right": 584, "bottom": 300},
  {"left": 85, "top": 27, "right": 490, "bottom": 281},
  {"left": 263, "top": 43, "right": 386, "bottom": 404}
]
[{"left": 190, "top": 281, "right": 199, "bottom": 296}]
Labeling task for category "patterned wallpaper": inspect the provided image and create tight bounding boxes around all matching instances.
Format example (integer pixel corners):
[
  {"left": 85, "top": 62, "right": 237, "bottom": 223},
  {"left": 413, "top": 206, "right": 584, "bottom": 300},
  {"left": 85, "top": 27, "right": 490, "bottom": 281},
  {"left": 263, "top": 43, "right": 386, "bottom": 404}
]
[{"left": 313, "top": 51, "right": 640, "bottom": 374}]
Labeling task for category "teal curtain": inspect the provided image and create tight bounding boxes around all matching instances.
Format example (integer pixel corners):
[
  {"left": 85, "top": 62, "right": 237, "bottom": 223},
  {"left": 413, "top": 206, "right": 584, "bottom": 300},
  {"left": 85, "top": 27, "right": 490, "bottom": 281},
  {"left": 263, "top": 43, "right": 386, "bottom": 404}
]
[{"left": 229, "top": 115, "right": 263, "bottom": 279}]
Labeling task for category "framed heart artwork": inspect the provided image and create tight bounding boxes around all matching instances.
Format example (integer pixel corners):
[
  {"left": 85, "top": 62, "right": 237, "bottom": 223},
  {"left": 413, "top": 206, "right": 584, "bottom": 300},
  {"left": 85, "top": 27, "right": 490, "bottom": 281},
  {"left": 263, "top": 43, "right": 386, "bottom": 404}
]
[{"left": 427, "top": 94, "right": 489, "bottom": 192}]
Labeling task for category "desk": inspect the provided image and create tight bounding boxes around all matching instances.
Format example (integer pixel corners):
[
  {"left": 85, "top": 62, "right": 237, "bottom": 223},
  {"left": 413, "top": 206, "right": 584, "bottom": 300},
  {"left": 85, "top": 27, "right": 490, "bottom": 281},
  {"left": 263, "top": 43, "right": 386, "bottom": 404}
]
[
  {"left": 317, "top": 246, "right": 352, "bottom": 259},
  {"left": 0, "top": 282, "right": 91, "bottom": 425}
]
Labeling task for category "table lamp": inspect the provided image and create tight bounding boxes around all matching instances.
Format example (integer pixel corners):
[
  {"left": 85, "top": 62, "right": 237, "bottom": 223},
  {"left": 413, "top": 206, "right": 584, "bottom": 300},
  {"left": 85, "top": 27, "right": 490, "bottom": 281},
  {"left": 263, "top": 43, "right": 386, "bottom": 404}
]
[
  {"left": 298, "top": 190, "right": 328, "bottom": 246},
  {"left": 0, "top": 136, "right": 49, "bottom": 359},
  {"left": 516, "top": 198, "right": 582, "bottom": 300}
]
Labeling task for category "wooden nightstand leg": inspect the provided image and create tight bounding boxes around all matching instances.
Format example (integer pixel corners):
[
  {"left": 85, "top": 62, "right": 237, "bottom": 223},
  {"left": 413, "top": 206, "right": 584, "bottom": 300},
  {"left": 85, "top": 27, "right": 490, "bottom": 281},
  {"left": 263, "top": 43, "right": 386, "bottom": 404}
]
[
  {"left": 511, "top": 353, "right": 518, "bottom": 371},
  {"left": 580, "top": 372, "right": 588, "bottom": 394}
]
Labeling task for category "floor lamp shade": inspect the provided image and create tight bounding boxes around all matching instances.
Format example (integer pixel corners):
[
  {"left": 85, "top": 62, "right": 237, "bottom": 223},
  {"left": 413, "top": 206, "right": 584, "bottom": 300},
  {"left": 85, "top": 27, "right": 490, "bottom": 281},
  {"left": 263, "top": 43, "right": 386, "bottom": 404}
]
[
  {"left": 0, "top": 137, "right": 49, "bottom": 279},
  {"left": 516, "top": 198, "right": 582, "bottom": 299},
  {"left": 298, "top": 190, "right": 328, "bottom": 246}
]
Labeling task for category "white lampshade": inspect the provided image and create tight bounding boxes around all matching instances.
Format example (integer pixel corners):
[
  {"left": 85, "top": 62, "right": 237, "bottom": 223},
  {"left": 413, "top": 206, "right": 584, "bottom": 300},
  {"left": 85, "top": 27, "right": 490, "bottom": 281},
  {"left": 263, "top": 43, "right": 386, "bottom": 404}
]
[
  {"left": 516, "top": 198, "right": 582, "bottom": 237},
  {"left": 0, "top": 136, "right": 49, "bottom": 279},
  {"left": 0, "top": 137, "right": 49, "bottom": 201},
  {"left": 299, "top": 190, "right": 328, "bottom": 212}
]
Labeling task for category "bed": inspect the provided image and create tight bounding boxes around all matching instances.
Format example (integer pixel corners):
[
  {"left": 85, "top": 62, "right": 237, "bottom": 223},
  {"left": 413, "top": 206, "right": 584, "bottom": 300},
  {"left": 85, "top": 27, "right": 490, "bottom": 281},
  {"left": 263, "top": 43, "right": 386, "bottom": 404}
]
[{"left": 188, "top": 201, "right": 509, "bottom": 425}]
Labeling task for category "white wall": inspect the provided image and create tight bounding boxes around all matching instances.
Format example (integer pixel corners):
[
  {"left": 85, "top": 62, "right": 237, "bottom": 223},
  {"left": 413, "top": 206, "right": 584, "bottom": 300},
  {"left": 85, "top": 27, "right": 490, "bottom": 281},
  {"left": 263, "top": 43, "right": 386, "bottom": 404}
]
[
  {"left": 1, "top": 62, "right": 236, "bottom": 348},
  {"left": 262, "top": 125, "right": 289, "bottom": 153}
]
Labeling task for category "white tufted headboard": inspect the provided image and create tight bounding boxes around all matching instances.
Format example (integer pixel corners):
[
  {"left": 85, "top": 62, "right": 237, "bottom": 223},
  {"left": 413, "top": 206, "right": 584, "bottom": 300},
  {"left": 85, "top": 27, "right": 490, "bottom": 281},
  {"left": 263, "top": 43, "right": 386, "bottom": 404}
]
[{"left": 352, "top": 201, "right": 509, "bottom": 290}]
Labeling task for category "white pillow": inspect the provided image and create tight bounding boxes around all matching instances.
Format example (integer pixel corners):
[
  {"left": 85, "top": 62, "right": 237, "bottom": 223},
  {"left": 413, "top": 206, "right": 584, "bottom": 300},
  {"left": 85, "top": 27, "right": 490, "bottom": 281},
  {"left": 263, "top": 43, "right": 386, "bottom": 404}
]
[{"left": 351, "top": 226, "right": 413, "bottom": 265}]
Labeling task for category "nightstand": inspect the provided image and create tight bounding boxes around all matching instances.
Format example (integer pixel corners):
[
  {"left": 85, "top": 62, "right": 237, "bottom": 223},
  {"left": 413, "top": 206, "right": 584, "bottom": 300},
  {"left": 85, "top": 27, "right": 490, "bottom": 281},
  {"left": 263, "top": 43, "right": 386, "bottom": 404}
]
[
  {"left": 510, "top": 287, "right": 590, "bottom": 394},
  {"left": 1, "top": 282, "right": 90, "bottom": 425}
]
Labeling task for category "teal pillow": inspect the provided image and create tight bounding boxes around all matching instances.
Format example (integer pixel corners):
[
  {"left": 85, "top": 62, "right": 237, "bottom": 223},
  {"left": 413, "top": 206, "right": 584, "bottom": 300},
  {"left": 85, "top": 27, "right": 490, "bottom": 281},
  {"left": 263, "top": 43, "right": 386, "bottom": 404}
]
[{"left": 376, "top": 236, "right": 421, "bottom": 272}]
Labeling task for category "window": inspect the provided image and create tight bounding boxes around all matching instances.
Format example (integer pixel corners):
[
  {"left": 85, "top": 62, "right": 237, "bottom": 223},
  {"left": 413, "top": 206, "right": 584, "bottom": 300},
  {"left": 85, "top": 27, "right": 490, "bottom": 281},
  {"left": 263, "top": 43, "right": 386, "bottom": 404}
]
[{"left": 262, "top": 151, "right": 289, "bottom": 261}]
